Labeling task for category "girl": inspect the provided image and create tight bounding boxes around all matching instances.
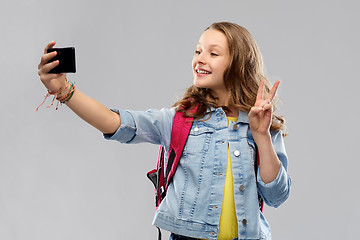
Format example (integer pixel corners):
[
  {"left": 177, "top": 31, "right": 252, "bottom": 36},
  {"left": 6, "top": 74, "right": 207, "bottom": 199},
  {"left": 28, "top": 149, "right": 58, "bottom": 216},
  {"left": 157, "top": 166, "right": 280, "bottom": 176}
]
[{"left": 38, "top": 22, "right": 291, "bottom": 240}]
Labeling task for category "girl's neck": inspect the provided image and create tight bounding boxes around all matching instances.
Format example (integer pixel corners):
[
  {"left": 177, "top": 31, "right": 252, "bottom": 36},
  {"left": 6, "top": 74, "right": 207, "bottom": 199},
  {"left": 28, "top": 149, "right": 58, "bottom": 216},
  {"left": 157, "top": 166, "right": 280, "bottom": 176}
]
[
  {"left": 212, "top": 88, "right": 230, "bottom": 106},
  {"left": 225, "top": 109, "right": 238, "bottom": 118},
  {"left": 212, "top": 89, "right": 238, "bottom": 118}
]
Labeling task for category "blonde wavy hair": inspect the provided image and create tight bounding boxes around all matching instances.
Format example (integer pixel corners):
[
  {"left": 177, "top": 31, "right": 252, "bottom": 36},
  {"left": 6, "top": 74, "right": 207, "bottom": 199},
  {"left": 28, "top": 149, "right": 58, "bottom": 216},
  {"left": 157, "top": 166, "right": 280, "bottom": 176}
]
[{"left": 173, "top": 22, "right": 285, "bottom": 132}]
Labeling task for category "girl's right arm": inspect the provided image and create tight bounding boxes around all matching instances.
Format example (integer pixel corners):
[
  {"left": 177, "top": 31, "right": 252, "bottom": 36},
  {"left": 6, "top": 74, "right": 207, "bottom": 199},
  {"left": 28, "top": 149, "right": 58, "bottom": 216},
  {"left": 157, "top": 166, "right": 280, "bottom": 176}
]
[{"left": 38, "top": 41, "right": 121, "bottom": 134}]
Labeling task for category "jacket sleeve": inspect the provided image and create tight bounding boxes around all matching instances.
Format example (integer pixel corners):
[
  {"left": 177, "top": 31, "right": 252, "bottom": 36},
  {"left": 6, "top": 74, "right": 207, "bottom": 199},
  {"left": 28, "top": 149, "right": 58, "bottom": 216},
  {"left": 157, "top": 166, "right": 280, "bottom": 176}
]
[
  {"left": 103, "top": 107, "right": 175, "bottom": 148},
  {"left": 256, "top": 130, "right": 292, "bottom": 208}
]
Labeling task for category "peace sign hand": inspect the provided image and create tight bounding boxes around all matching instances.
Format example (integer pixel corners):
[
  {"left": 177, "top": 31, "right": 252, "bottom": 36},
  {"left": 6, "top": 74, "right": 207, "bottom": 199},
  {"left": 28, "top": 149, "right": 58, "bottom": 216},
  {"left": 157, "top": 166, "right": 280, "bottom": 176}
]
[{"left": 248, "top": 80, "right": 280, "bottom": 137}]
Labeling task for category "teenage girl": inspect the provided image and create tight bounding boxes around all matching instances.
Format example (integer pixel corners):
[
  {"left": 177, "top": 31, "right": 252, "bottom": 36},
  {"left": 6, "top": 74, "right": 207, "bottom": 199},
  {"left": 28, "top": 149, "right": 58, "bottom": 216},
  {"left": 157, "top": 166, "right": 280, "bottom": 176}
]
[{"left": 38, "top": 22, "right": 291, "bottom": 240}]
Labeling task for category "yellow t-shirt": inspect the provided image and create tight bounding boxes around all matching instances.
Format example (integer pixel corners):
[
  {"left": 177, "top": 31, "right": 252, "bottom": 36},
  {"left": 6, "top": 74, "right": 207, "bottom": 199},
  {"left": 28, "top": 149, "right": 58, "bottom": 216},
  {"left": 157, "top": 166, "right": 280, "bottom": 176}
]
[{"left": 217, "top": 117, "right": 238, "bottom": 240}]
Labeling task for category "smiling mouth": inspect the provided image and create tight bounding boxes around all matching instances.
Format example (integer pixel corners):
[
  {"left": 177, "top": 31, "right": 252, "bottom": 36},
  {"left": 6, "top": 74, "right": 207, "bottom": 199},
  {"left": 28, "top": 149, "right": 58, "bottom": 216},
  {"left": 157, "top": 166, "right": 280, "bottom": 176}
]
[{"left": 196, "top": 69, "right": 211, "bottom": 74}]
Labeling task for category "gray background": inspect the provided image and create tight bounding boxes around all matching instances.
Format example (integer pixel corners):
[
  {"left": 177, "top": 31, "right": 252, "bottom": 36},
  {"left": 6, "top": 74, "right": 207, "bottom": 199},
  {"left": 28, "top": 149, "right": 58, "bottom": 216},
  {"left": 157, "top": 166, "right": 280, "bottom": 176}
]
[{"left": 0, "top": 0, "right": 359, "bottom": 239}]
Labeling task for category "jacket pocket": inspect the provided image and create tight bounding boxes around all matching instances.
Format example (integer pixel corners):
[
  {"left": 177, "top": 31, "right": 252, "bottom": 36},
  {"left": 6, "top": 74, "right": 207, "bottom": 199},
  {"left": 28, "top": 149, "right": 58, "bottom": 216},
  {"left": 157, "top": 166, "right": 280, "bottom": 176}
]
[{"left": 183, "top": 124, "right": 214, "bottom": 156}]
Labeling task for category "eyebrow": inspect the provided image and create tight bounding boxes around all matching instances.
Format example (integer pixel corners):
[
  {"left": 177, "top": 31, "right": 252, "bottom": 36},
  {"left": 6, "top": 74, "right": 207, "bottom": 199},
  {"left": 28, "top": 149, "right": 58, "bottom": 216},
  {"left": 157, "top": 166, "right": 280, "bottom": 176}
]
[{"left": 196, "top": 43, "right": 225, "bottom": 50}]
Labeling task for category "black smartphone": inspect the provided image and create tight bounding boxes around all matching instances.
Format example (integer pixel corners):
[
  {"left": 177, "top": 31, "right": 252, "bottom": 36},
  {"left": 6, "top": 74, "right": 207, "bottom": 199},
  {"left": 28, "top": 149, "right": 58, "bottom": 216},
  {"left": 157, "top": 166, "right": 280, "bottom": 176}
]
[{"left": 47, "top": 47, "right": 76, "bottom": 73}]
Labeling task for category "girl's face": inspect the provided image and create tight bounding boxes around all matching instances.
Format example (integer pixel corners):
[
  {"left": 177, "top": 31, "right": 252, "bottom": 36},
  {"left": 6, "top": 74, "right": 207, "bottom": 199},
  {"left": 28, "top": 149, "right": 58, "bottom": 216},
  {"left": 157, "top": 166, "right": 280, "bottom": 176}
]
[{"left": 192, "top": 29, "right": 231, "bottom": 96}]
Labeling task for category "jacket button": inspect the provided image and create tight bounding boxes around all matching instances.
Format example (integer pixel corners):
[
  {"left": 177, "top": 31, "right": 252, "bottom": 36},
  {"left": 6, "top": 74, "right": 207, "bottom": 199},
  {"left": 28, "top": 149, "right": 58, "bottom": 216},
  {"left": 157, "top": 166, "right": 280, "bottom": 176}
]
[
  {"left": 194, "top": 126, "right": 199, "bottom": 132},
  {"left": 234, "top": 150, "right": 240, "bottom": 157},
  {"left": 233, "top": 124, "right": 238, "bottom": 130},
  {"left": 242, "top": 219, "right": 247, "bottom": 225},
  {"left": 239, "top": 185, "right": 245, "bottom": 191}
]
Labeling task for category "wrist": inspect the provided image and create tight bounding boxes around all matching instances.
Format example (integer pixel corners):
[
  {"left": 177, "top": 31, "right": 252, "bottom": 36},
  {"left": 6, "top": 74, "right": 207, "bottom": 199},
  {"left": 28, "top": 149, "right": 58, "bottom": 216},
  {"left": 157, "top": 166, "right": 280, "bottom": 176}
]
[
  {"left": 252, "top": 131, "right": 272, "bottom": 145},
  {"left": 55, "top": 80, "right": 70, "bottom": 99},
  {"left": 36, "top": 78, "right": 75, "bottom": 111},
  {"left": 47, "top": 78, "right": 68, "bottom": 95}
]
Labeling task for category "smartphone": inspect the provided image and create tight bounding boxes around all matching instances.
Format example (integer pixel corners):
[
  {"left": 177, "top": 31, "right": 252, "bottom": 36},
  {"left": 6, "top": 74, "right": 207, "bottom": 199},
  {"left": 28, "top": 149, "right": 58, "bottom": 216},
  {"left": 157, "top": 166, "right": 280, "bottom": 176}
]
[{"left": 47, "top": 47, "right": 76, "bottom": 73}]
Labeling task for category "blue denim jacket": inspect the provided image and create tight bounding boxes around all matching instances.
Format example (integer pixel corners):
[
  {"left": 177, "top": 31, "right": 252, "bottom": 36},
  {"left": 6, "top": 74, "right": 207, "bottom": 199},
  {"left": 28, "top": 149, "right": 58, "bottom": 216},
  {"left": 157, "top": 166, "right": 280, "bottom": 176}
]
[{"left": 104, "top": 107, "right": 291, "bottom": 240}]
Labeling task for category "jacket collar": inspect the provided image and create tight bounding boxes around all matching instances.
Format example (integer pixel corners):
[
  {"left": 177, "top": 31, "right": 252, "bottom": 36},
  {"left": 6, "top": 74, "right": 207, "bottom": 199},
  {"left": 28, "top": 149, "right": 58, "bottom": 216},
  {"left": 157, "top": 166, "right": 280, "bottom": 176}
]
[
  {"left": 205, "top": 107, "right": 249, "bottom": 123},
  {"left": 237, "top": 110, "right": 249, "bottom": 123}
]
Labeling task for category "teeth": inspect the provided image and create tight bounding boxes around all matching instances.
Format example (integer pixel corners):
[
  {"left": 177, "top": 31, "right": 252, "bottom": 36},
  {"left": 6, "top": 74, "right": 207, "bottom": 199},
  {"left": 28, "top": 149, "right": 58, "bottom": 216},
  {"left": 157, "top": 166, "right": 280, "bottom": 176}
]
[{"left": 196, "top": 69, "right": 210, "bottom": 74}]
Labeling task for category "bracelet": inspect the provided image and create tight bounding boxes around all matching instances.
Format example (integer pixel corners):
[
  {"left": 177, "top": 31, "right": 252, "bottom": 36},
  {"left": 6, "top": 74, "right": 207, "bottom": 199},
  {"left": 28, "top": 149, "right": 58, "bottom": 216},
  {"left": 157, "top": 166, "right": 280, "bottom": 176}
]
[
  {"left": 36, "top": 78, "right": 74, "bottom": 111},
  {"left": 57, "top": 82, "right": 76, "bottom": 103}
]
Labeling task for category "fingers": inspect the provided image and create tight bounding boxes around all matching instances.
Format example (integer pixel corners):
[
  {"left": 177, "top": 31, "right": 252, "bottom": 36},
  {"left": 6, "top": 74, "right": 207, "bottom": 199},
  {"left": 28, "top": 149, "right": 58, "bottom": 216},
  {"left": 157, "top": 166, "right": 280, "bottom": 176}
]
[
  {"left": 39, "top": 51, "right": 57, "bottom": 68},
  {"left": 38, "top": 41, "right": 59, "bottom": 78},
  {"left": 250, "top": 100, "right": 272, "bottom": 116},
  {"left": 44, "top": 41, "right": 56, "bottom": 54},
  {"left": 38, "top": 58, "right": 59, "bottom": 77},
  {"left": 249, "top": 106, "right": 262, "bottom": 116},
  {"left": 256, "top": 80, "right": 280, "bottom": 103},
  {"left": 39, "top": 41, "right": 57, "bottom": 70},
  {"left": 266, "top": 80, "right": 280, "bottom": 102},
  {"left": 262, "top": 102, "right": 272, "bottom": 112},
  {"left": 258, "top": 99, "right": 272, "bottom": 112}
]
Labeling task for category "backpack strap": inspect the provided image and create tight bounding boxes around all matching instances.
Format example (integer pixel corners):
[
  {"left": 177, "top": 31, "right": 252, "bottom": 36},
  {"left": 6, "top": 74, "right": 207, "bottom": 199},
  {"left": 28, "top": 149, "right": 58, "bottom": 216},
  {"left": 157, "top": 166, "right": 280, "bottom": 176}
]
[
  {"left": 159, "top": 106, "right": 198, "bottom": 199},
  {"left": 147, "top": 105, "right": 198, "bottom": 207},
  {"left": 163, "top": 106, "right": 198, "bottom": 190},
  {"left": 255, "top": 148, "right": 264, "bottom": 212}
]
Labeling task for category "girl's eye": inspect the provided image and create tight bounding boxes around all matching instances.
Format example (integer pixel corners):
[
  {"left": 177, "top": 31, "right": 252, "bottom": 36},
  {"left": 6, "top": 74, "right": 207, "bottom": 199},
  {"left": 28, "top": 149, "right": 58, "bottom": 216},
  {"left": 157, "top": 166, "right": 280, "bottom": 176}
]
[
  {"left": 211, "top": 53, "right": 218, "bottom": 56},
  {"left": 195, "top": 50, "right": 201, "bottom": 55}
]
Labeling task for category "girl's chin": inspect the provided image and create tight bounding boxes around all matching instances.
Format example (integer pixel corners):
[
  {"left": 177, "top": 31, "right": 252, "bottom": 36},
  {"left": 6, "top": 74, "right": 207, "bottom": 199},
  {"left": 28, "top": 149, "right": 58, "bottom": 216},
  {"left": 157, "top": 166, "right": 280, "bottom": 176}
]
[
  {"left": 193, "top": 83, "right": 206, "bottom": 89},
  {"left": 193, "top": 79, "right": 208, "bottom": 88}
]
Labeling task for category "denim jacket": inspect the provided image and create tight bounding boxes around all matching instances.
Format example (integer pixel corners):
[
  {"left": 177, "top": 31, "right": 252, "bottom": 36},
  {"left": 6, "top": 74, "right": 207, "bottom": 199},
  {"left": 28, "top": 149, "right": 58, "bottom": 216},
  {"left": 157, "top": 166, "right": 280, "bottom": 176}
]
[{"left": 104, "top": 107, "right": 291, "bottom": 240}]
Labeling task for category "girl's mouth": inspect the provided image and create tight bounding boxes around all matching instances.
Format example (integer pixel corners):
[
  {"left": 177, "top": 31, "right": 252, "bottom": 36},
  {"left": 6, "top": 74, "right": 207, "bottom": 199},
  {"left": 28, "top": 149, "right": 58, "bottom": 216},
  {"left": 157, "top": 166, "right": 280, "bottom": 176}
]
[{"left": 196, "top": 69, "right": 211, "bottom": 74}]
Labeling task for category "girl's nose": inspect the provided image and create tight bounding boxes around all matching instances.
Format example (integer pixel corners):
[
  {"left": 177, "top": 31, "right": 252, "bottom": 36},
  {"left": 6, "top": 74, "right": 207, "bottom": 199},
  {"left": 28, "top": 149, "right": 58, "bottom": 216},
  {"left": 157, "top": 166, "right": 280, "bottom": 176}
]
[{"left": 195, "top": 53, "right": 206, "bottom": 65}]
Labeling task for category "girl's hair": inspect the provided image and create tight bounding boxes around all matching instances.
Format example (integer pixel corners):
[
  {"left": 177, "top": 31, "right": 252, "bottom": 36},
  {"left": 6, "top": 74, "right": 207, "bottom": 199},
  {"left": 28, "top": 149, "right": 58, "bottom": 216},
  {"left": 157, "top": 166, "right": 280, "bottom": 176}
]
[{"left": 173, "top": 22, "right": 286, "bottom": 132}]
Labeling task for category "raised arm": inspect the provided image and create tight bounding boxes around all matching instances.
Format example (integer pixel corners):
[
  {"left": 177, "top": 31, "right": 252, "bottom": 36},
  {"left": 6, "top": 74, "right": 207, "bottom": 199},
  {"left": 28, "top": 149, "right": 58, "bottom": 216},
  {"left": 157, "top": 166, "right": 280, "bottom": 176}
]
[
  {"left": 248, "top": 80, "right": 281, "bottom": 183},
  {"left": 38, "top": 41, "right": 120, "bottom": 134}
]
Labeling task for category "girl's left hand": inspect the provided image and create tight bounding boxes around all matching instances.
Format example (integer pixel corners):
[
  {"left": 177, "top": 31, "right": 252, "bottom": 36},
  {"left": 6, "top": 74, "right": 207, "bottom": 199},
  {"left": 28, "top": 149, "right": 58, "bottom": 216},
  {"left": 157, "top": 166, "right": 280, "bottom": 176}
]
[{"left": 248, "top": 80, "right": 280, "bottom": 137}]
